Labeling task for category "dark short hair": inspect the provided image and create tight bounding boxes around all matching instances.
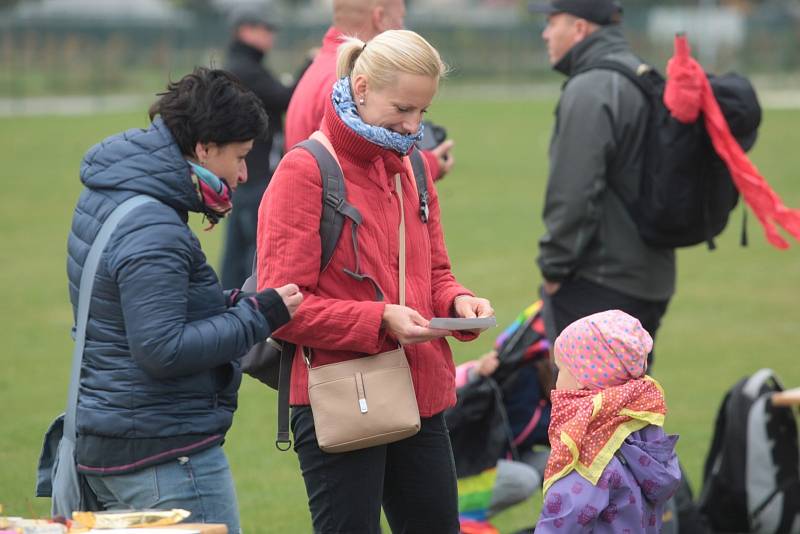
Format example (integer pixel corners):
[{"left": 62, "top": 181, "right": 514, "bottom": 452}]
[{"left": 149, "top": 67, "right": 268, "bottom": 156}]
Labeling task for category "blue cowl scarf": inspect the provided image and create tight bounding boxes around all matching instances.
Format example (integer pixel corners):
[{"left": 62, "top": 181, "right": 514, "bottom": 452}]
[{"left": 331, "top": 76, "right": 425, "bottom": 155}]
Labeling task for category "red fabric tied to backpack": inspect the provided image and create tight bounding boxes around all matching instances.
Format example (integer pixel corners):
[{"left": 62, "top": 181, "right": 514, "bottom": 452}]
[{"left": 664, "top": 34, "right": 800, "bottom": 249}]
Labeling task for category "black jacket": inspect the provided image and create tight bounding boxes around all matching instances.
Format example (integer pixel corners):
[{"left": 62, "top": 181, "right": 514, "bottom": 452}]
[
  {"left": 537, "top": 26, "right": 675, "bottom": 301},
  {"left": 225, "top": 40, "right": 294, "bottom": 204}
]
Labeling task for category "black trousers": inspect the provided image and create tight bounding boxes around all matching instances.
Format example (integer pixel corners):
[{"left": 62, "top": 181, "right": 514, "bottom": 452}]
[
  {"left": 291, "top": 406, "right": 460, "bottom": 534},
  {"left": 544, "top": 277, "right": 670, "bottom": 366}
]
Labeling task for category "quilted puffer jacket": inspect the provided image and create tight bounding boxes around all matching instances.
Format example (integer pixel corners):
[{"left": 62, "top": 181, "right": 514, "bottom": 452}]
[{"left": 67, "top": 118, "right": 271, "bottom": 473}]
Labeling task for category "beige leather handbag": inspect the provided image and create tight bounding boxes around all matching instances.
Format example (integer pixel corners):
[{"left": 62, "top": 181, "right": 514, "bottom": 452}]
[{"left": 306, "top": 159, "right": 421, "bottom": 454}]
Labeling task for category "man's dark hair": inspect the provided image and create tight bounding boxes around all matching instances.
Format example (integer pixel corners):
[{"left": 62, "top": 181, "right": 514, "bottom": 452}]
[{"left": 149, "top": 67, "right": 268, "bottom": 156}]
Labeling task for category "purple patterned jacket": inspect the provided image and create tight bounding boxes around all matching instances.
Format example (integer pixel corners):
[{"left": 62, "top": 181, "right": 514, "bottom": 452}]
[{"left": 537, "top": 425, "right": 681, "bottom": 533}]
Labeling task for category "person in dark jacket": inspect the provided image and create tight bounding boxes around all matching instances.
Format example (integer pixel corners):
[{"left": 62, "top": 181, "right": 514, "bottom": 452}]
[
  {"left": 67, "top": 67, "right": 302, "bottom": 533},
  {"left": 531, "top": 0, "right": 675, "bottom": 360},
  {"left": 219, "top": 5, "right": 303, "bottom": 289}
]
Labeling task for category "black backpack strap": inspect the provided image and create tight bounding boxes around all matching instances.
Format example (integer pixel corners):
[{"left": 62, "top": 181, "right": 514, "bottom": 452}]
[
  {"left": 567, "top": 59, "right": 662, "bottom": 237},
  {"left": 570, "top": 59, "right": 657, "bottom": 99},
  {"left": 268, "top": 141, "right": 385, "bottom": 451},
  {"left": 409, "top": 148, "right": 430, "bottom": 223},
  {"left": 275, "top": 342, "right": 295, "bottom": 451},
  {"left": 296, "top": 139, "right": 359, "bottom": 271},
  {"left": 295, "top": 139, "right": 382, "bottom": 302}
]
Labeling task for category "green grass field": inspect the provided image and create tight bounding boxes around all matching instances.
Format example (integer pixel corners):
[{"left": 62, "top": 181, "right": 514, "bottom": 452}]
[{"left": 1, "top": 97, "right": 799, "bottom": 533}]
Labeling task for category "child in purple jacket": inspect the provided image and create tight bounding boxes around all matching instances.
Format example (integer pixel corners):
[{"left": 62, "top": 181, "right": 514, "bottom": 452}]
[{"left": 536, "top": 310, "right": 681, "bottom": 533}]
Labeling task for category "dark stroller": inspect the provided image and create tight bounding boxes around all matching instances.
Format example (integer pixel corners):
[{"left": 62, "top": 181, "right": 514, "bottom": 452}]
[
  {"left": 448, "top": 300, "right": 553, "bottom": 477},
  {"left": 446, "top": 301, "right": 554, "bottom": 532}
]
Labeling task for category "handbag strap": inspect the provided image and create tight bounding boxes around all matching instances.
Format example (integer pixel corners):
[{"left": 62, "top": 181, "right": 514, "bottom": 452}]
[
  {"left": 395, "top": 171, "right": 406, "bottom": 307},
  {"left": 64, "top": 194, "right": 158, "bottom": 441},
  {"left": 275, "top": 342, "right": 295, "bottom": 450}
]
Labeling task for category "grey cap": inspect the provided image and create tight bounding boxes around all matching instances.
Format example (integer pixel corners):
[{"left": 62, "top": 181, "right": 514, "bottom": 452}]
[{"left": 228, "top": 3, "right": 280, "bottom": 31}]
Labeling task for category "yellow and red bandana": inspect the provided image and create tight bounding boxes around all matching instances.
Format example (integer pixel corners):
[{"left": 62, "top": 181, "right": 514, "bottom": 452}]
[{"left": 542, "top": 376, "right": 667, "bottom": 494}]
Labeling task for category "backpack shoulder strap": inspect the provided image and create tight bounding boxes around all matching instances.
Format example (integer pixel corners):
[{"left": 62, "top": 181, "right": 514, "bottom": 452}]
[
  {"left": 409, "top": 148, "right": 430, "bottom": 223},
  {"left": 570, "top": 59, "right": 659, "bottom": 100},
  {"left": 295, "top": 137, "right": 363, "bottom": 272}
]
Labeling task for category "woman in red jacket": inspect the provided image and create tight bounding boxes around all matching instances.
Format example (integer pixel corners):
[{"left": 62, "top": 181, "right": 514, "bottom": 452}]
[{"left": 258, "top": 29, "right": 493, "bottom": 533}]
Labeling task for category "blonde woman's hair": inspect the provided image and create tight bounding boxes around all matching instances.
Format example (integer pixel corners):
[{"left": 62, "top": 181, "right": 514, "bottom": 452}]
[{"left": 336, "top": 29, "right": 447, "bottom": 88}]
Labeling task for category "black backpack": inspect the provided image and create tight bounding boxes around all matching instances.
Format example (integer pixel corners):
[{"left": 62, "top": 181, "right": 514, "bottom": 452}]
[
  {"left": 698, "top": 368, "right": 800, "bottom": 533},
  {"left": 574, "top": 60, "right": 762, "bottom": 249},
  {"left": 240, "top": 139, "right": 429, "bottom": 449}
]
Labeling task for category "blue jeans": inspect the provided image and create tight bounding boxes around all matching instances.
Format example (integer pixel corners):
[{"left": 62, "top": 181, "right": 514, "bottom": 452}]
[{"left": 85, "top": 445, "right": 240, "bottom": 534}]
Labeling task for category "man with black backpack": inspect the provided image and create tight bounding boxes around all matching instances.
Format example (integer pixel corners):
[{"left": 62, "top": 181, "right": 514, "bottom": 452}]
[{"left": 531, "top": 0, "right": 674, "bottom": 356}]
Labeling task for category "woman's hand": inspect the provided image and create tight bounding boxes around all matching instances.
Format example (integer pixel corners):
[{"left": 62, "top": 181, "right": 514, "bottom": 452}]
[
  {"left": 432, "top": 139, "right": 455, "bottom": 177},
  {"left": 476, "top": 350, "right": 500, "bottom": 377},
  {"left": 275, "top": 284, "right": 303, "bottom": 317},
  {"left": 453, "top": 295, "right": 494, "bottom": 319},
  {"left": 542, "top": 280, "right": 561, "bottom": 296},
  {"left": 382, "top": 304, "right": 450, "bottom": 344},
  {"left": 453, "top": 295, "right": 494, "bottom": 336}
]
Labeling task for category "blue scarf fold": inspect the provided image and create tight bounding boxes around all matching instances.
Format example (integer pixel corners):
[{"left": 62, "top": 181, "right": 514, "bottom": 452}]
[{"left": 331, "top": 77, "right": 424, "bottom": 155}]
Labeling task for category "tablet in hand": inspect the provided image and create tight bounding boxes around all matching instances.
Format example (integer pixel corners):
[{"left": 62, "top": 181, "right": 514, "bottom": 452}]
[{"left": 428, "top": 317, "right": 497, "bottom": 331}]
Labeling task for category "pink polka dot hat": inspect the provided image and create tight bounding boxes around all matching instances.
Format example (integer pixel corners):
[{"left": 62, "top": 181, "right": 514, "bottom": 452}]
[{"left": 554, "top": 309, "right": 654, "bottom": 390}]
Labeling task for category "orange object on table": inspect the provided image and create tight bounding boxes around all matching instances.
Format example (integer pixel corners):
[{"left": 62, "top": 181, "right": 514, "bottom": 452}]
[{"left": 158, "top": 525, "right": 227, "bottom": 534}]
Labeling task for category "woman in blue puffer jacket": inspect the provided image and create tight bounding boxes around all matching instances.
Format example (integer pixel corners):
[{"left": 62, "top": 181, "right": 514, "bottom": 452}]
[{"left": 66, "top": 67, "right": 302, "bottom": 533}]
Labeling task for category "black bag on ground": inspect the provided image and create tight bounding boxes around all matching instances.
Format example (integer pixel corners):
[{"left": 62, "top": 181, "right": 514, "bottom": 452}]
[
  {"left": 446, "top": 377, "right": 511, "bottom": 478},
  {"left": 661, "top": 462, "right": 713, "bottom": 534},
  {"left": 445, "top": 302, "right": 552, "bottom": 477},
  {"left": 573, "top": 60, "right": 761, "bottom": 250},
  {"left": 698, "top": 368, "right": 800, "bottom": 533}
]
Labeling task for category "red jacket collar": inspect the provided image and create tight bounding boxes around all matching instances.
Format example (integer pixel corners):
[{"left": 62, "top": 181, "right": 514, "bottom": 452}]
[{"left": 321, "top": 96, "right": 406, "bottom": 176}]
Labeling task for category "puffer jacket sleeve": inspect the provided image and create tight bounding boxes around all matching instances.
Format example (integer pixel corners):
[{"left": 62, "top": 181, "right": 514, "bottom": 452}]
[
  {"left": 107, "top": 206, "right": 271, "bottom": 379},
  {"left": 537, "top": 71, "right": 617, "bottom": 282},
  {"left": 257, "top": 149, "right": 386, "bottom": 353}
]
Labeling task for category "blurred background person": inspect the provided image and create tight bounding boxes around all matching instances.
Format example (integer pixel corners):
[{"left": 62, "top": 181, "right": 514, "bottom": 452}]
[
  {"left": 220, "top": 3, "right": 307, "bottom": 289},
  {"left": 284, "top": 0, "right": 456, "bottom": 181},
  {"left": 531, "top": 0, "right": 674, "bottom": 359}
]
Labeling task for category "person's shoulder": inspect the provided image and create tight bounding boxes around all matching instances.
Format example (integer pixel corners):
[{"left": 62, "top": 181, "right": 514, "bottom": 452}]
[
  {"left": 559, "top": 69, "right": 616, "bottom": 113},
  {"left": 568, "top": 55, "right": 650, "bottom": 96},
  {"left": 272, "top": 144, "right": 323, "bottom": 185},
  {"left": 226, "top": 60, "right": 268, "bottom": 84},
  {"left": 115, "top": 199, "right": 190, "bottom": 243},
  {"left": 565, "top": 68, "right": 617, "bottom": 94},
  {"left": 104, "top": 198, "right": 194, "bottom": 272},
  {"left": 563, "top": 65, "right": 645, "bottom": 109},
  {"left": 263, "top": 146, "right": 325, "bottom": 216}
]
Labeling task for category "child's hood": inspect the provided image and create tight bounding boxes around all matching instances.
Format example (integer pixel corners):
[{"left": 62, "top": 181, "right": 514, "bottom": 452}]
[{"left": 618, "top": 425, "right": 682, "bottom": 506}]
